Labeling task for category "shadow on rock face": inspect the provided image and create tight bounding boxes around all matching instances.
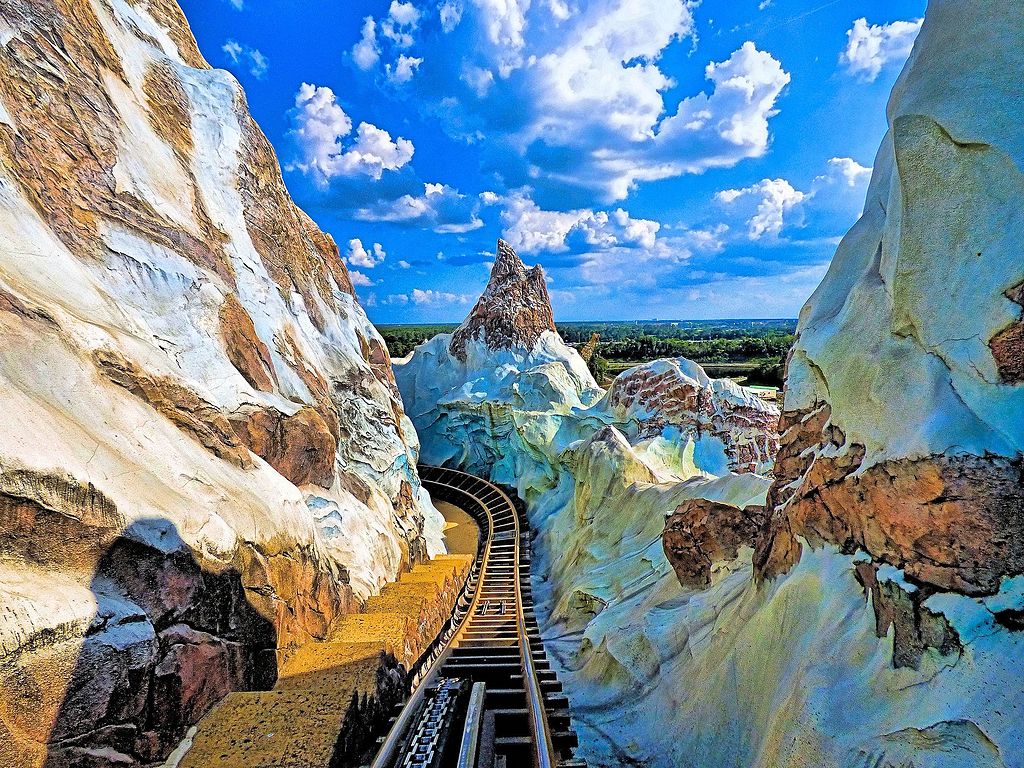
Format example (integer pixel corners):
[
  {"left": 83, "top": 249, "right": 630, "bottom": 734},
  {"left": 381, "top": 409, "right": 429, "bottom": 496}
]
[{"left": 0, "top": 512, "right": 277, "bottom": 768}]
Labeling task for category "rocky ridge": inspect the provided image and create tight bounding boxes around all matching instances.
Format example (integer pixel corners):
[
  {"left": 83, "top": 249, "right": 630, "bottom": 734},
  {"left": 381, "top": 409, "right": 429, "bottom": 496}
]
[{"left": 0, "top": 2, "right": 442, "bottom": 766}]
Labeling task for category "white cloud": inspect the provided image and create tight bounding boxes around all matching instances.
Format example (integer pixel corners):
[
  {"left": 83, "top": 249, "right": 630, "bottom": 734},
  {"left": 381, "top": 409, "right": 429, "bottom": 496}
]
[
  {"left": 346, "top": 239, "right": 387, "bottom": 268},
  {"left": 471, "top": 0, "right": 531, "bottom": 76},
  {"left": 716, "top": 178, "right": 807, "bottom": 240},
  {"left": 222, "top": 40, "right": 242, "bottom": 60},
  {"left": 388, "top": 54, "right": 423, "bottom": 83},
  {"left": 349, "top": 270, "right": 376, "bottom": 287},
  {"left": 381, "top": 1, "right": 422, "bottom": 48},
  {"left": 411, "top": 288, "right": 474, "bottom": 305},
  {"left": 222, "top": 39, "right": 269, "bottom": 78},
  {"left": 532, "top": 38, "right": 789, "bottom": 201},
  {"left": 352, "top": 17, "right": 380, "bottom": 70},
  {"left": 462, "top": 65, "right": 495, "bottom": 97},
  {"left": 353, "top": 183, "right": 484, "bottom": 233},
  {"left": 382, "top": 288, "right": 474, "bottom": 306},
  {"left": 226, "top": 0, "right": 244, "bottom": 9},
  {"left": 398, "top": 260, "right": 412, "bottom": 269},
  {"left": 440, "top": 0, "right": 464, "bottom": 32},
  {"left": 824, "top": 157, "right": 871, "bottom": 188},
  {"left": 841, "top": 17, "right": 922, "bottom": 83},
  {"left": 498, "top": 189, "right": 661, "bottom": 254},
  {"left": 288, "top": 84, "right": 414, "bottom": 184},
  {"left": 531, "top": 0, "right": 696, "bottom": 144},
  {"left": 345, "top": 1, "right": 789, "bottom": 202}
]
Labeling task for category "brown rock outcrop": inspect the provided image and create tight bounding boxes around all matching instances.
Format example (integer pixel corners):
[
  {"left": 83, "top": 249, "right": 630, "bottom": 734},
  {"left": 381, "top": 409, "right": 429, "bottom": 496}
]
[
  {"left": 990, "top": 281, "right": 1024, "bottom": 383},
  {"left": 757, "top": 401, "right": 1024, "bottom": 596},
  {"left": 664, "top": 498, "right": 767, "bottom": 589},
  {"left": 449, "top": 240, "right": 556, "bottom": 361},
  {"left": 219, "top": 295, "right": 277, "bottom": 392},
  {"left": 231, "top": 405, "right": 338, "bottom": 489},
  {"left": 853, "top": 561, "right": 961, "bottom": 670}
]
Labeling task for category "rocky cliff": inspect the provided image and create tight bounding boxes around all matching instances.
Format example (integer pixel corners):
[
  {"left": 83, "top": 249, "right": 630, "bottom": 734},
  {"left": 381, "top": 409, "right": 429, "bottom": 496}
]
[
  {"left": 0, "top": 2, "right": 442, "bottom": 766},
  {"left": 756, "top": 0, "right": 1024, "bottom": 598}
]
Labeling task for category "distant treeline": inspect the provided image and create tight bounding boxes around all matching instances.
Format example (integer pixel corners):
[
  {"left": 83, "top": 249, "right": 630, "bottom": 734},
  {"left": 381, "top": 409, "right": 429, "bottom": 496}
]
[{"left": 375, "top": 319, "right": 797, "bottom": 387}]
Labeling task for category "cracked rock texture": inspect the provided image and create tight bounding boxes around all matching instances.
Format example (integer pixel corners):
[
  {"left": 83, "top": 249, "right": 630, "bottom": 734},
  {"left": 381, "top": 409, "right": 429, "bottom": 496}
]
[
  {"left": 0, "top": 2, "right": 443, "bottom": 766},
  {"left": 757, "top": 0, "right": 1024, "bottom": 595}
]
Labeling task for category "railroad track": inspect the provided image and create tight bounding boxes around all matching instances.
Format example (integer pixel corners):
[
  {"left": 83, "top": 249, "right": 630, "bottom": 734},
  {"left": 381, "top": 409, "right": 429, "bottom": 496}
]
[{"left": 369, "top": 465, "right": 584, "bottom": 768}]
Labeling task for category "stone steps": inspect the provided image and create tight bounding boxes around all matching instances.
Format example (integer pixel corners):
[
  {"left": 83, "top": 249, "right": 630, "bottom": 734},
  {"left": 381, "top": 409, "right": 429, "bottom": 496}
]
[{"left": 177, "top": 552, "right": 475, "bottom": 768}]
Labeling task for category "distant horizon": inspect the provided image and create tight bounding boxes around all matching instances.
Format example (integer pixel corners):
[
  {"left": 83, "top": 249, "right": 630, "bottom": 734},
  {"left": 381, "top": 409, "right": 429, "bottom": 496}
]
[{"left": 375, "top": 317, "right": 799, "bottom": 327}]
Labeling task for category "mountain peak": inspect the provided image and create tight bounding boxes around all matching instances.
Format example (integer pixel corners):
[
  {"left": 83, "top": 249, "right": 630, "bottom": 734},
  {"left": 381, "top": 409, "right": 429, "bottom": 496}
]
[{"left": 449, "top": 240, "right": 557, "bottom": 361}]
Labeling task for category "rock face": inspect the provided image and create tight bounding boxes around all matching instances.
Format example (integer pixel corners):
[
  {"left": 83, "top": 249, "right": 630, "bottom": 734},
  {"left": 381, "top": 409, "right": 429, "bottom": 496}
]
[
  {"left": 756, "top": 0, "right": 1024, "bottom": 597},
  {"left": 0, "top": 3, "right": 442, "bottom": 766},
  {"left": 603, "top": 358, "right": 779, "bottom": 475},
  {"left": 448, "top": 239, "right": 557, "bottom": 361}
]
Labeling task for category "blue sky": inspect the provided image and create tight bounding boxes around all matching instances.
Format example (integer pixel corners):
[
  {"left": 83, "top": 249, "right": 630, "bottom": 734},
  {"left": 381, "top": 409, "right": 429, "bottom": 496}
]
[{"left": 179, "top": 0, "right": 926, "bottom": 323}]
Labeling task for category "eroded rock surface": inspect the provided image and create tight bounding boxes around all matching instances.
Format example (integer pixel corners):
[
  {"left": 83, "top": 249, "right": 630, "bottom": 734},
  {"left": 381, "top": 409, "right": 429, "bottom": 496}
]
[
  {"left": 0, "top": 2, "right": 442, "bottom": 765},
  {"left": 758, "top": 0, "right": 1024, "bottom": 596},
  {"left": 448, "top": 239, "right": 556, "bottom": 361}
]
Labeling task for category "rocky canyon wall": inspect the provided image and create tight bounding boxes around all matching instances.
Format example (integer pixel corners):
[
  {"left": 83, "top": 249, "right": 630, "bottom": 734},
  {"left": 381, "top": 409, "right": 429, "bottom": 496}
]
[
  {"left": 756, "top": 0, "right": 1024, "bottom": 598},
  {"left": 0, "top": 2, "right": 442, "bottom": 766}
]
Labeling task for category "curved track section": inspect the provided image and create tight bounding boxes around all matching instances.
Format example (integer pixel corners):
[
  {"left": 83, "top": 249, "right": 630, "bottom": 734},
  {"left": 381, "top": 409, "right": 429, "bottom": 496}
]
[{"left": 371, "top": 466, "right": 583, "bottom": 768}]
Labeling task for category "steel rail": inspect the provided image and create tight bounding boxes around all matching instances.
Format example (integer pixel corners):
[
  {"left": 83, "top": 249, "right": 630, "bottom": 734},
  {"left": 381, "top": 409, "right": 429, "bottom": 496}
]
[
  {"left": 369, "top": 465, "right": 558, "bottom": 768},
  {"left": 369, "top": 470, "right": 494, "bottom": 768},
  {"left": 492, "top": 480, "right": 557, "bottom": 768}
]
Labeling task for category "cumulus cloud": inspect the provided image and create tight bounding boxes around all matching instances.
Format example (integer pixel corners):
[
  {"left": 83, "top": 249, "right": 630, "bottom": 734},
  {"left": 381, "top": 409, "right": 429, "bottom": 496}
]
[
  {"left": 440, "top": 0, "right": 464, "bottom": 32},
  {"left": 222, "top": 39, "right": 269, "bottom": 78},
  {"left": 383, "top": 289, "right": 475, "bottom": 306},
  {"left": 355, "top": 1, "right": 425, "bottom": 80},
  {"left": 716, "top": 157, "right": 872, "bottom": 242},
  {"left": 497, "top": 189, "right": 660, "bottom": 254},
  {"left": 369, "top": 0, "right": 789, "bottom": 201},
  {"left": 354, "top": 183, "right": 484, "bottom": 233},
  {"left": 388, "top": 54, "right": 424, "bottom": 83},
  {"left": 822, "top": 157, "right": 872, "bottom": 188},
  {"left": 716, "top": 179, "right": 807, "bottom": 240},
  {"left": 349, "top": 270, "right": 376, "bottom": 287},
  {"left": 346, "top": 239, "right": 387, "bottom": 269},
  {"left": 841, "top": 17, "right": 922, "bottom": 83},
  {"left": 352, "top": 18, "right": 380, "bottom": 70},
  {"left": 288, "top": 84, "right": 414, "bottom": 184}
]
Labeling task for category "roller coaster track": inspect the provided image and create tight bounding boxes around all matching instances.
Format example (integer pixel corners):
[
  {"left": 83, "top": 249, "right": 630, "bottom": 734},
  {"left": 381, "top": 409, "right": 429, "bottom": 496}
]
[{"left": 369, "top": 465, "right": 584, "bottom": 768}]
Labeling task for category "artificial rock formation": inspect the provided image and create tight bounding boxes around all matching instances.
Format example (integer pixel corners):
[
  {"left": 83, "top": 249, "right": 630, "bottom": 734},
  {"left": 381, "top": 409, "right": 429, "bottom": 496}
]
[
  {"left": 396, "top": 241, "right": 796, "bottom": 766},
  {"left": 448, "top": 239, "right": 557, "bottom": 361},
  {"left": 603, "top": 358, "right": 779, "bottom": 475},
  {"left": 0, "top": 3, "right": 442, "bottom": 766},
  {"left": 756, "top": 0, "right": 1024, "bottom": 597}
]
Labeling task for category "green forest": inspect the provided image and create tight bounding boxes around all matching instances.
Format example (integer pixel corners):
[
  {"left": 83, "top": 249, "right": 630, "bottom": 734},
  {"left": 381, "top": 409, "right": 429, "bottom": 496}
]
[{"left": 376, "top": 319, "right": 796, "bottom": 388}]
